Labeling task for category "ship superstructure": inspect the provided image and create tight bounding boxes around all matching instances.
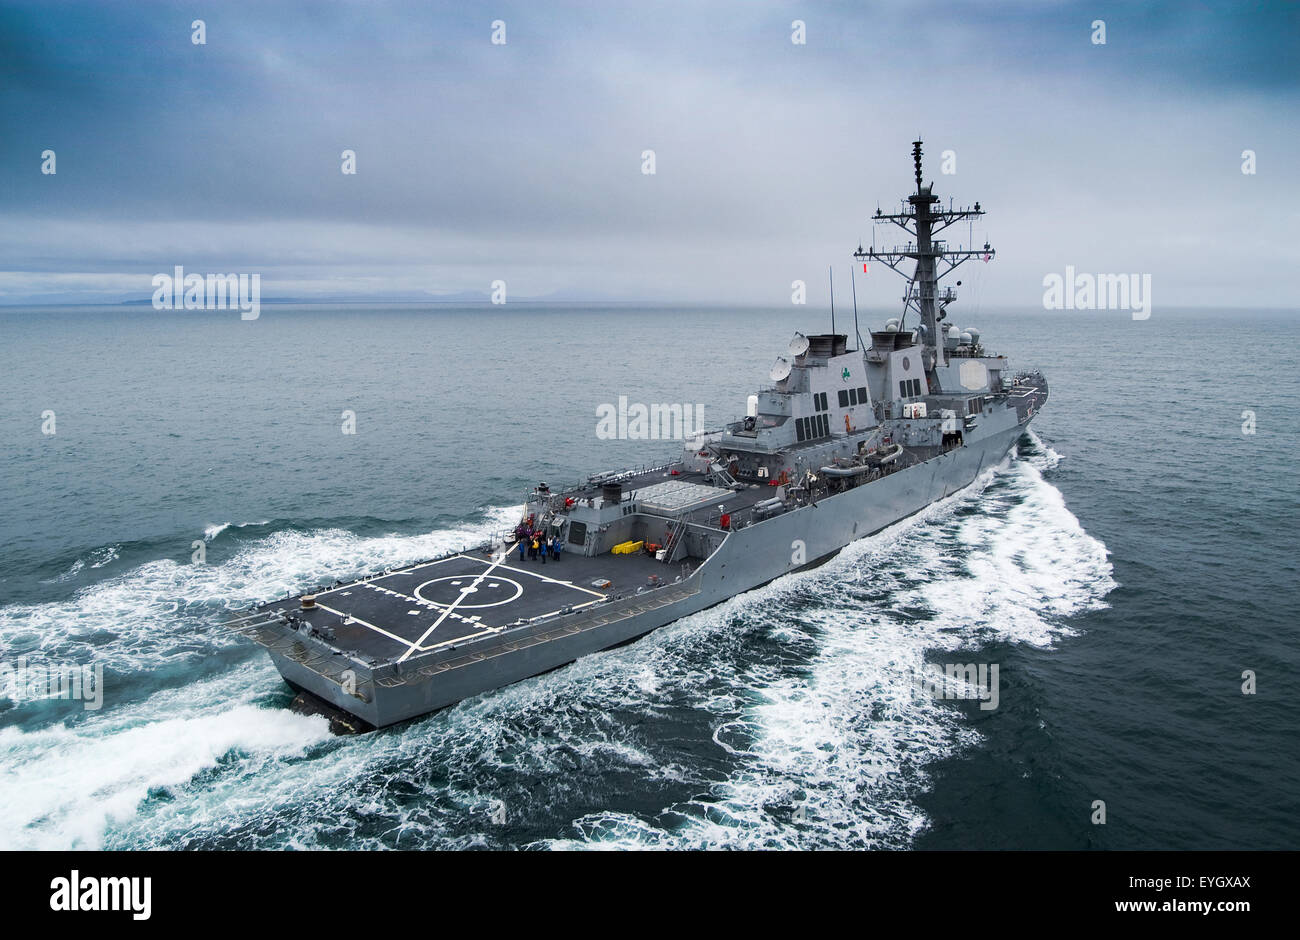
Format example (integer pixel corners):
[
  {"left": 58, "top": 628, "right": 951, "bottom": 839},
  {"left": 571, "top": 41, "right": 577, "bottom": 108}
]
[{"left": 232, "top": 141, "right": 1048, "bottom": 732}]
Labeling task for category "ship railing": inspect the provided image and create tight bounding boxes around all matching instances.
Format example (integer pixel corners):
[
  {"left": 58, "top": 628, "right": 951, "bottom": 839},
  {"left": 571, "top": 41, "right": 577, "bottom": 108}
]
[
  {"left": 224, "top": 612, "right": 379, "bottom": 698},
  {"left": 587, "top": 460, "right": 682, "bottom": 485},
  {"left": 907, "top": 285, "right": 958, "bottom": 300},
  {"left": 1010, "top": 366, "right": 1046, "bottom": 384},
  {"left": 540, "top": 458, "right": 691, "bottom": 507},
  {"left": 663, "top": 512, "right": 691, "bottom": 563},
  {"left": 703, "top": 501, "right": 783, "bottom": 531}
]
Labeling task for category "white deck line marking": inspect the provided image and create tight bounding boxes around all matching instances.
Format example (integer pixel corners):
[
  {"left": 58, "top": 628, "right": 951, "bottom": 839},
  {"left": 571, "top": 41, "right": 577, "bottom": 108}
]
[
  {"left": 314, "top": 602, "right": 414, "bottom": 649},
  {"left": 357, "top": 581, "right": 432, "bottom": 608},
  {"left": 491, "top": 561, "right": 608, "bottom": 598},
  {"left": 311, "top": 554, "right": 482, "bottom": 598},
  {"left": 310, "top": 550, "right": 614, "bottom": 657},
  {"left": 413, "top": 575, "right": 524, "bottom": 610},
  {"left": 397, "top": 543, "right": 519, "bottom": 662},
  {"left": 318, "top": 599, "right": 487, "bottom": 654}
]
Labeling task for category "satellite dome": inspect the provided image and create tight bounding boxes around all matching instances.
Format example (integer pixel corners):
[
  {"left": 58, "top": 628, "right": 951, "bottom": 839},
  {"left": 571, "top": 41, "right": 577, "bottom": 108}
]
[
  {"left": 885, "top": 318, "right": 900, "bottom": 332},
  {"left": 960, "top": 331, "right": 973, "bottom": 345}
]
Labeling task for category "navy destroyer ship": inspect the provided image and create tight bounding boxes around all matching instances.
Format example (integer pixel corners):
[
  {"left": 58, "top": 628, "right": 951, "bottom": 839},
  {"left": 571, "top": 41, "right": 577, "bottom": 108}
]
[{"left": 231, "top": 141, "right": 1048, "bottom": 732}]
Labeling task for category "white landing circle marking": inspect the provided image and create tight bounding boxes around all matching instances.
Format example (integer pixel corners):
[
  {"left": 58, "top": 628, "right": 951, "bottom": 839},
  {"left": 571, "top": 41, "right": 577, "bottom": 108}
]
[{"left": 414, "top": 576, "right": 523, "bottom": 609}]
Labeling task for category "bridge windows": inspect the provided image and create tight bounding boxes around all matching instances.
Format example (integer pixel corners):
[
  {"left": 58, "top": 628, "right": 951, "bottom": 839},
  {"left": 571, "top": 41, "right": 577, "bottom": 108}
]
[
  {"left": 900, "top": 378, "right": 922, "bottom": 398},
  {"left": 813, "top": 392, "right": 828, "bottom": 412}
]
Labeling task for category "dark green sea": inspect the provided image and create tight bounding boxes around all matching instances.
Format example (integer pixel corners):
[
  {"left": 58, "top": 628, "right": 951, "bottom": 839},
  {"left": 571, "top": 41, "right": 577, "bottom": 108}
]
[{"left": 0, "top": 303, "right": 1295, "bottom": 849}]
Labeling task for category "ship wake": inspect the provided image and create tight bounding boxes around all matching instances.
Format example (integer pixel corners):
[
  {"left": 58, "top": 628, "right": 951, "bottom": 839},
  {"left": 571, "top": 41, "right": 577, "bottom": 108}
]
[
  {"left": 0, "top": 435, "right": 1114, "bottom": 850},
  {"left": 546, "top": 431, "right": 1115, "bottom": 849}
]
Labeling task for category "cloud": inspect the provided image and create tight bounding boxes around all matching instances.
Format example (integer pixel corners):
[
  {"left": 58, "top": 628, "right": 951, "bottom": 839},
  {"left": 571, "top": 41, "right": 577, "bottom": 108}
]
[{"left": 0, "top": 0, "right": 1296, "bottom": 306}]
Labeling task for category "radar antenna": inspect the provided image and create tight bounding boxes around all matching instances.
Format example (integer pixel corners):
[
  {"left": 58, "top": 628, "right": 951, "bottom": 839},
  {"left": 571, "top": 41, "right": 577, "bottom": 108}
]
[{"left": 854, "top": 139, "right": 995, "bottom": 375}]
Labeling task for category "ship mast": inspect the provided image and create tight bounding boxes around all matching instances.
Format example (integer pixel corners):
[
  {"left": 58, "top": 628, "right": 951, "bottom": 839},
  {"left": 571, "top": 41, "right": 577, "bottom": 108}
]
[{"left": 854, "top": 140, "right": 993, "bottom": 374}]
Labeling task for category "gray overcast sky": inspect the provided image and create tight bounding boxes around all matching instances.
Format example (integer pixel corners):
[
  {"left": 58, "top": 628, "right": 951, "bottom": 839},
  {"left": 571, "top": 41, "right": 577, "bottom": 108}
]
[{"left": 1, "top": 0, "right": 1297, "bottom": 307}]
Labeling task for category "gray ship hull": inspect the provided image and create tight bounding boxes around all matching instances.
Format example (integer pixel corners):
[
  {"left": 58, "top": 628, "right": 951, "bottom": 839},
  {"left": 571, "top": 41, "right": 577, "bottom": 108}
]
[
  {"left": 235, "top": 141, "right": 1049, "bottom": 731},
  {"left": 261, "top": 419, "right": 1029, "bottom": 729}
]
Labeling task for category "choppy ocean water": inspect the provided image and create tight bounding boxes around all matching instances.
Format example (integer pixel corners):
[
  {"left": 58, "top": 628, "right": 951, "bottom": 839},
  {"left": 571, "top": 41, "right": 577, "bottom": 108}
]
[{"left": 0, "top": 303, "right": 1295, "bottom": 850}]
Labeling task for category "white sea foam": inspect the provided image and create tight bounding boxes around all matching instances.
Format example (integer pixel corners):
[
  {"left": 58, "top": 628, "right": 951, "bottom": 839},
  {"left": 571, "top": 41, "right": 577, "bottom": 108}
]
[
  {"left": 1024, "top": 429, "right": 1063, "bottom": 471},
  {"left": 88, "top": 545, "right": 120, "bottom": 568},
  {"left": 0, "top": 662, "right": 332, "bottom": 850},
  {"left": 38, "top": 558, "right": 84, "bottom": 585},
  {"left": 0, "top": 507, "right": 522, "bottom": 676},
  {"left": 548, "top": 441, "right": 1115, "bottom": 849},
  {"left": 1, "top": 442, "right": 1115, "bottom": 851},
  {"left": 0, "top": 507, "right": 530, "bottom": 847}
]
